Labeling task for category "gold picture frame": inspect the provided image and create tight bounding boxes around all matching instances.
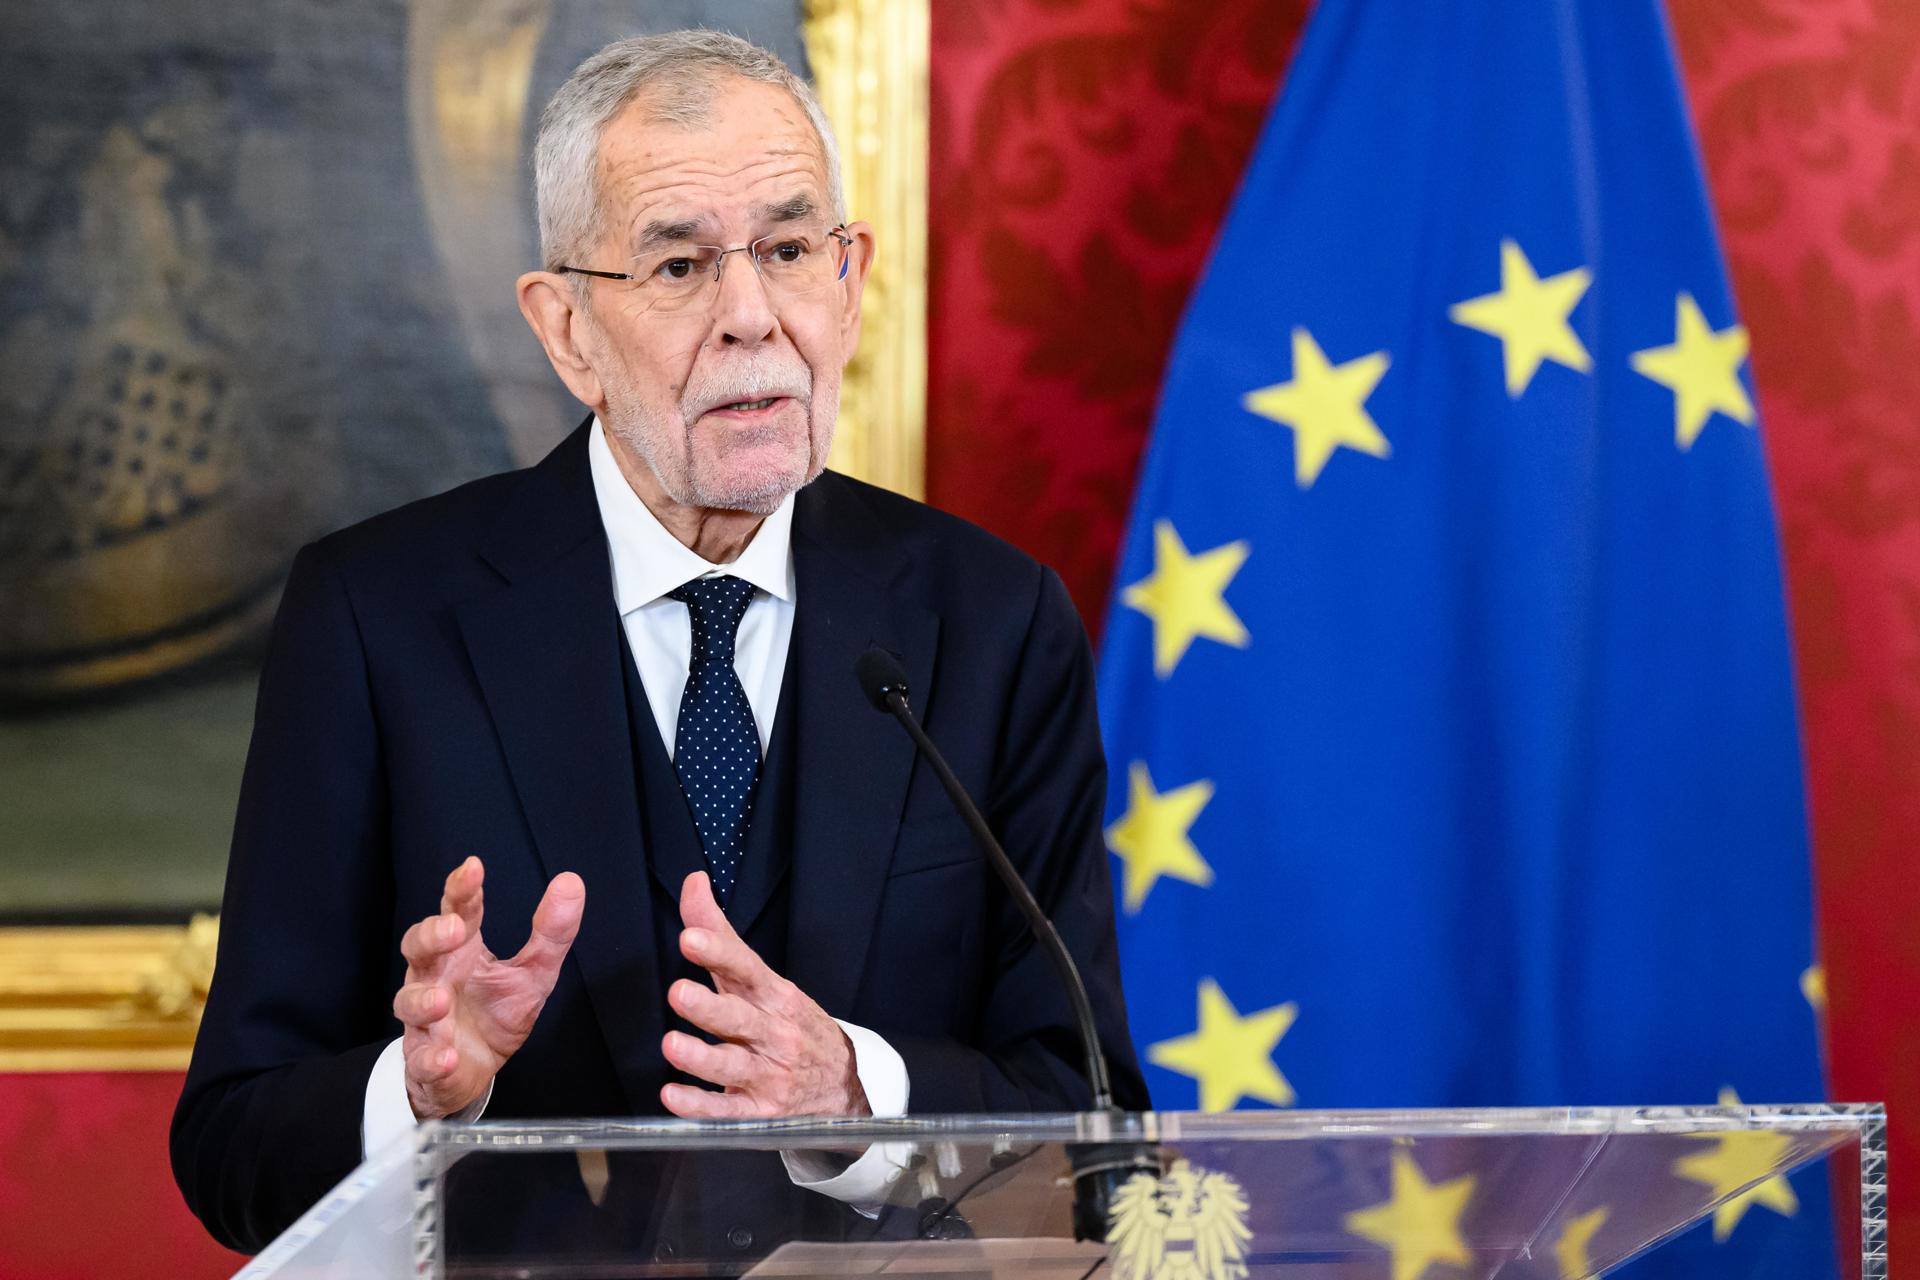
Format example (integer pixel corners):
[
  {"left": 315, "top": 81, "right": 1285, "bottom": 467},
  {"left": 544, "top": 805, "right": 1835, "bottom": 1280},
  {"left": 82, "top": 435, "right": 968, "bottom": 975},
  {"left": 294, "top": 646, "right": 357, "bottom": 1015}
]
[
  {"left": 0, "top": 0, "right": 928, "bottom": 1073},
  {"left": 805, "top": 0, "right": 929, "bottom": 499}
]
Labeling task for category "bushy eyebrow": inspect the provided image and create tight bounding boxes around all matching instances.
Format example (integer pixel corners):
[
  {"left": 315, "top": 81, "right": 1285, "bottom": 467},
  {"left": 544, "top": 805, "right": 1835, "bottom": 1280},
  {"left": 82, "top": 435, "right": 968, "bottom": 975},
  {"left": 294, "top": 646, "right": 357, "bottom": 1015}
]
[
  {"left": 635, "top": 217, "right": 708, "bottom": 249},
  {"left": 631, "top": 195, "right": 819, "bottom": 251},
  {"left": 758, "top": 194, "right": 816, "bottom": 224}
]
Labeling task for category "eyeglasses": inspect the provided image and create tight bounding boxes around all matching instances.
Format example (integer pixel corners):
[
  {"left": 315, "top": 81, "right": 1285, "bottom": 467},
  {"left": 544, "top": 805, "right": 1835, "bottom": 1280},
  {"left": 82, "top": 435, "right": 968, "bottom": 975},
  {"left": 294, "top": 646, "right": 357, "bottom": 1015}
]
[{"left": 556, "top": 224, "right": 853, "bottom": 315}]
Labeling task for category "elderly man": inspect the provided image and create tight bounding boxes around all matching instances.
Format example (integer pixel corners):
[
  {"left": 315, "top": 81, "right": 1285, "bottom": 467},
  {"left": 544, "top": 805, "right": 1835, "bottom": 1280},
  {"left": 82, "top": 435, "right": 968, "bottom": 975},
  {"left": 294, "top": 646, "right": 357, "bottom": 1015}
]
[{"left": 172, "top": 30, "right": 1145, "bottom": 1257}]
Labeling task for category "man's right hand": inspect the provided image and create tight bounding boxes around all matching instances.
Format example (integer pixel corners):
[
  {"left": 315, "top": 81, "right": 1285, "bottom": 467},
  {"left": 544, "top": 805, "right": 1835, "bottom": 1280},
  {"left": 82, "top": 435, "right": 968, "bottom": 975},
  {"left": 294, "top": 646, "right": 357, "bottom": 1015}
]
[{"left": 394, "top": 856, "right": 586, "bottom": 1120}]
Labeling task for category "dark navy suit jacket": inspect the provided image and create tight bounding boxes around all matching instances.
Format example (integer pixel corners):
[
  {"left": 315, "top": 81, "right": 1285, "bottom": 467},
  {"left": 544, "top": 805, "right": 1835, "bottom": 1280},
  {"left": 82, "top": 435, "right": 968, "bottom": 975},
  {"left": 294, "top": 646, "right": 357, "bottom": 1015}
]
[{"left": 171, "top": 421, "right": 1147, "bottom": 1253}]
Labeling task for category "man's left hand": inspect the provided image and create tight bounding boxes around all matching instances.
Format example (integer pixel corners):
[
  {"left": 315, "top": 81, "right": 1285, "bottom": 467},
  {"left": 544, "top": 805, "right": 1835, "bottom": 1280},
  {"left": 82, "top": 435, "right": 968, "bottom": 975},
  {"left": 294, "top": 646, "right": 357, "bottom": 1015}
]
[{"left": 661, "top": 871, "right": 872, "bottom": 1119}]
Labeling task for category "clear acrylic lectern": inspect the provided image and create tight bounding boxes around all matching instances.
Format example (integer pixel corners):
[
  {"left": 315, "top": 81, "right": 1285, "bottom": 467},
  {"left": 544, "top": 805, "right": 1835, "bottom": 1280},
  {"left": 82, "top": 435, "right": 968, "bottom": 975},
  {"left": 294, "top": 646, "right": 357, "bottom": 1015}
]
[{"left": 237, "top": 1104, "right": 1885, "bottom": 1279}]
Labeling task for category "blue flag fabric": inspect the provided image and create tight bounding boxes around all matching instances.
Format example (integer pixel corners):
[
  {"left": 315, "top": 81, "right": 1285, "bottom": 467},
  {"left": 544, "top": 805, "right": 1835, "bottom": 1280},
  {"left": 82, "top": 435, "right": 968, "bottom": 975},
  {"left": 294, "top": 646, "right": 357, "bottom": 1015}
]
[{"left": 1097, "top": 0, "right": 1832, "bottom": 1274}]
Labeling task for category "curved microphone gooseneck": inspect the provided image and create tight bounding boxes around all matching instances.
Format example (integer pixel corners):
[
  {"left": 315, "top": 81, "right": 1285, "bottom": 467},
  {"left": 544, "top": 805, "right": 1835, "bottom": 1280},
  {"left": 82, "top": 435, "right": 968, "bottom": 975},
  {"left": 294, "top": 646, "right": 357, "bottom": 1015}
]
[
  {"left": 853, "top": 647, "right": 1157, "bottom": 1243},
  {"left": 853, "top": 647, "right": 1112, "bottom": 1111}
]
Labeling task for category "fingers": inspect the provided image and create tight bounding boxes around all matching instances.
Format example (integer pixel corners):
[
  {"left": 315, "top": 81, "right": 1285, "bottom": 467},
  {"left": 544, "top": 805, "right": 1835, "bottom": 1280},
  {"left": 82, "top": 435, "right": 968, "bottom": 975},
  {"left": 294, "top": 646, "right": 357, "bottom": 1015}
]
[
  {"left": 678, "top": 876, "right": 776, "bottom": 1001},
  {"left": 678, "top": 871, "right": 731, "bottom": 935},
  {"left": 393, "top": 980, "right": 450, "bottom": 1028},
  {"left": 661, "top": 1082, "right": 763, "bottom": 1120},
  {"left": 402, "top": 862, "right": 482, "bottom": 977},
  {"left": 396, "top": 978, "right": 455, "bottom": 1074},
  {"left": 679, "top": 872, "right": 764, "bottom": 992},
  {"left": 662, "top": 1030, "right": 761, "bottom": 1090},
  {"left": 405, "top": 1036, "right": 459, "bottom": 1085},
  {"left": 510, "top": 871, "right": 585, "bottom": 977},
  {"left": 399, "top": 911, "right": 467, "bottom": 973},
  {"left": 681, "top": 923, "right": 783, "bottom": 999},
  {"left": 669, "top": 979, "right": 772, "bottom": 1044},
  {"left": 439, "top": 856, "right": 485, "bottom": 937}
]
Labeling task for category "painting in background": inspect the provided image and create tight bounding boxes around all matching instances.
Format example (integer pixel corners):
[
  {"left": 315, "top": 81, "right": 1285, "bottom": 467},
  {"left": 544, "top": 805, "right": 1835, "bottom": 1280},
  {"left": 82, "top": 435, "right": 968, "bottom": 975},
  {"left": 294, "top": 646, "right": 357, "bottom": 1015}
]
[{"left": 0, "top": 0, "right": 808, "bottom": 918}]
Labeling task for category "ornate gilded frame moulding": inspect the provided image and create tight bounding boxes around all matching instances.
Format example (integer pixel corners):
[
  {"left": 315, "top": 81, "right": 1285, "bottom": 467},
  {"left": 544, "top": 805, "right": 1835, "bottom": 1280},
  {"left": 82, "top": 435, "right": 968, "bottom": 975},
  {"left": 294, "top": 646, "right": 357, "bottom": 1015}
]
[
  {"left": 0, "top": 919, "right": 216, "bottom": 1071},
  {"left": 0, "top": 0, "right": 928, "bottom": 1072},
  {"left": 805, "top": 0, "right": 929, "bottom": 498}
]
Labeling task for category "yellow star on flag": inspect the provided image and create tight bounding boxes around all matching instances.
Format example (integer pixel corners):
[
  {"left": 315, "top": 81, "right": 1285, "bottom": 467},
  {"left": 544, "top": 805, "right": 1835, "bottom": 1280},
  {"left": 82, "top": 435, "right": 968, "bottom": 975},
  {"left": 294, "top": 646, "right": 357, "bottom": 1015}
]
[
  {"left": 1120, "top": 519, "right": 1250, "bottom": 678},
  {"left": 1448, "top": 238, "right": 1594, "bottom": 397},
  {"left": 1243, "top": 327, "right": 1392, "bottom": 487},
  {"left": 1553, "top": 1206, "right": 1610, "bottom": 1279},
  {"left": 1105, "top": 762, "right": 1214, "bottom": 914},
  {"left": 1343, "top": 1150, "right": 1478, "bottom": 1280},
  {"left": 1800, "top": 965, "right": 1826, "bottom": 1015},
  {"left": 1629, "top": 292, "right": 1755, "bottom": 449},
  {"left": 1148, "top": 978, "right": 1297, "bottom": 1112},
  {"left": 1673, "top": 1087, "right": 1800, "bottom": 1242}
]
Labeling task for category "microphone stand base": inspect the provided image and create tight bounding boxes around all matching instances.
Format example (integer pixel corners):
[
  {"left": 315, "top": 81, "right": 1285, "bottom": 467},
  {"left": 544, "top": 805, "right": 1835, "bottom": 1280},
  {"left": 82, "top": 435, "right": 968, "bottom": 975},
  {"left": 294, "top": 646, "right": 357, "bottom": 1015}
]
[{"left": 1067, "top": 1140, "right": 1163, "bottom": 1243}]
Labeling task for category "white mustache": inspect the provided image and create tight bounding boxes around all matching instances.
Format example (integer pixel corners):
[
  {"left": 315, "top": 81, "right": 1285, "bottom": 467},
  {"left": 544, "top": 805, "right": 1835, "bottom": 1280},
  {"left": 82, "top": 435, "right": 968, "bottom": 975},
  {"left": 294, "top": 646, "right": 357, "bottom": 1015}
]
[{"left": 682, "top": 356, "right": 811, "bottom": 424}]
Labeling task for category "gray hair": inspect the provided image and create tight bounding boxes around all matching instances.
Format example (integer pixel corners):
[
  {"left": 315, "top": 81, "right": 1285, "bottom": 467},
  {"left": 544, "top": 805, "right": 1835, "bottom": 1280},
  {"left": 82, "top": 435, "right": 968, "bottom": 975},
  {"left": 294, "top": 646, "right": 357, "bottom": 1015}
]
[{"left": 533, "top": 30, "right": 846, "bottom": 274}]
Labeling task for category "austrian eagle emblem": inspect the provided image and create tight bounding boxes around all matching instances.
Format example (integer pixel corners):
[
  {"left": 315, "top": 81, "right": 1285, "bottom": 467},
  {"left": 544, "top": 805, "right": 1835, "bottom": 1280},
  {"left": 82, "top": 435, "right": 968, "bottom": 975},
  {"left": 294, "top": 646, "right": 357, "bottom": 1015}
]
[{"left": 1108, "top": 1158, "right": 1253, "bottom": 1280}]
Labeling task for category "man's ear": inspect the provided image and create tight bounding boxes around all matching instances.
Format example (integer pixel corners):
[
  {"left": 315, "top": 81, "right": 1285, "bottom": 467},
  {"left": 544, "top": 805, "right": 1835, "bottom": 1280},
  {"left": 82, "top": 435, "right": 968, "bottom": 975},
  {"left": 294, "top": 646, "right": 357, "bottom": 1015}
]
[
  {"left": 836, "top": 221, "right": 877, "bottom": 356},
  {"left": 516, "top": 271, "right": 607, "bottom": 413}
]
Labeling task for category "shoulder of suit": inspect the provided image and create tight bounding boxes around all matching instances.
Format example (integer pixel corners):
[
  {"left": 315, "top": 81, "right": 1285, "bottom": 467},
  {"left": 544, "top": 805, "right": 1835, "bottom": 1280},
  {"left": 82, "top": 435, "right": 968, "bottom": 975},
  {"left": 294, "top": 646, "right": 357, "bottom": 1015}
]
[
  {"left": 297, "top": 461, "right": 1062, "bottom": 608},
  {"left": 299, "top": 463, "right": 531, "bottom": 595}
]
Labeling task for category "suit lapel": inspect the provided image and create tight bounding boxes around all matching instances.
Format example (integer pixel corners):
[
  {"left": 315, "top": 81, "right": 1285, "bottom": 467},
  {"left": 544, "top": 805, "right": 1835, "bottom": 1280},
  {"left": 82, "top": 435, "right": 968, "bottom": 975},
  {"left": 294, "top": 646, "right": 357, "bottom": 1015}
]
[
  {"left": 453, "top": 422, "right": 662, "bottom": 1112},
  {"left": 620, "top": 638, "right": 710, "bottom": 904},
  {"left": 784, "top": 475, "right": 939, "bottom": 1017},
  {"left": 453, "top": 445, "right": 936, "bottom": 1090}
]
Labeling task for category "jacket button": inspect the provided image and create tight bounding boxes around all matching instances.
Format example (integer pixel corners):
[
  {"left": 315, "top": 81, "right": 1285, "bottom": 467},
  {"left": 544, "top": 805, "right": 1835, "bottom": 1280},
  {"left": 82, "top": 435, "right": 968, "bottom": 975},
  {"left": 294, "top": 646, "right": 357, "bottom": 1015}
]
[{"left": 728, "top": 1227, "right": 754, "bottom": 1250}]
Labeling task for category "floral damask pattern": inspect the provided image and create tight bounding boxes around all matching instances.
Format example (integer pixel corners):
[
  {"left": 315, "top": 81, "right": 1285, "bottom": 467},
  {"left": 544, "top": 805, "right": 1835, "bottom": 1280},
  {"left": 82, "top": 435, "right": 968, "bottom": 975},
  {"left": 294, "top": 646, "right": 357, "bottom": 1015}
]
[
  {"left": 1672, "top": 0, "right": 1920, "bottom": 1255},
  {"left": 0, "top": 1073, "right": 246, "bottom": 1277},
  {"left": 929, "top": 0, "right": 1919, "bottom": 1256},
  {"left": 927, "top": 0, "right": 1308, "bottom": 622}
]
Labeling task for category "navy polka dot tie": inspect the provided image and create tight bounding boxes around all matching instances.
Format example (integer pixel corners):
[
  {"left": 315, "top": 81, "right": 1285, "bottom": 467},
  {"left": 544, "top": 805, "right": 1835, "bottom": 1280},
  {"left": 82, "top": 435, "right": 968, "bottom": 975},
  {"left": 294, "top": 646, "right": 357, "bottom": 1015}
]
[{"left": 668, "top": 576, "right": 760, "bottom": 906}]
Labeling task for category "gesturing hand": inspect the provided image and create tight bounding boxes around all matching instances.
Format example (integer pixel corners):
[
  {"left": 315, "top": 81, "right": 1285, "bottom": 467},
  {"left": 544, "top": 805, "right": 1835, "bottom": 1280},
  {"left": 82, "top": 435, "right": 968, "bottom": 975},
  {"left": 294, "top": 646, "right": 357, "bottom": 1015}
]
[
  {"left": 661, "top": 871, "right": 870, "bottom": 1119},
  {"left": 394, "top": 856, "right": 585, "bottom": 1120}
]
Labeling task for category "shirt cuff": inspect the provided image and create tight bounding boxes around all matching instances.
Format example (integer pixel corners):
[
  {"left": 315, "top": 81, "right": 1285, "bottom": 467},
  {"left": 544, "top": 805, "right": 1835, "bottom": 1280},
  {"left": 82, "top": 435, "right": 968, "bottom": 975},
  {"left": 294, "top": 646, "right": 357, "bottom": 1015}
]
[
  {"left": 779, "top": 1019, "right": 913, "bottom": 1208},
  {"left": 361, "top": 1037, "right": 492, "bottom": 1160},
  {"left": 839, "top": 1018, "right": 908, "bottom": 1118}
]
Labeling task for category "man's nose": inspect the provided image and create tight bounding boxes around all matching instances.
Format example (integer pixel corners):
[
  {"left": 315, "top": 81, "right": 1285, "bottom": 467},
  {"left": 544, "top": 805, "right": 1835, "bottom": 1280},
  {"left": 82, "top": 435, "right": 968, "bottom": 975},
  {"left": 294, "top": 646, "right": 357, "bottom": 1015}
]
[{"left": 709, "top": 255, "right": 779, "bottom": 347}]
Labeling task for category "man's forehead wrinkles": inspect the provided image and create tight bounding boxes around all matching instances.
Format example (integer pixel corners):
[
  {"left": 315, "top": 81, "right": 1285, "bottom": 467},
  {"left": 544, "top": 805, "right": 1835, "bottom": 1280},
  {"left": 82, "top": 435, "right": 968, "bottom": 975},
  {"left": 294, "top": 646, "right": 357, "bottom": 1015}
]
[
  {"left": 609, "top": 160, "right": 826, "bottom": 246},
  {"left": 628, "top": 193, "right": 815, "bottom": 249},
  {"left": 605, "top": 149, "right": 820, "bottom": 190},
  {"left": 602, "top": 111, "right": 818, "bottom": 169}
]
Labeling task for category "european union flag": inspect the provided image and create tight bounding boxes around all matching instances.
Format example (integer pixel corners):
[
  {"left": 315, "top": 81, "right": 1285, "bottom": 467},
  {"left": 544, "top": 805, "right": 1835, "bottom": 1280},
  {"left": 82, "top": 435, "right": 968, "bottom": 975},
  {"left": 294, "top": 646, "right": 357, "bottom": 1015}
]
[{"left": 1097, "top": 1, "right": 1834, "bottom": 1274}]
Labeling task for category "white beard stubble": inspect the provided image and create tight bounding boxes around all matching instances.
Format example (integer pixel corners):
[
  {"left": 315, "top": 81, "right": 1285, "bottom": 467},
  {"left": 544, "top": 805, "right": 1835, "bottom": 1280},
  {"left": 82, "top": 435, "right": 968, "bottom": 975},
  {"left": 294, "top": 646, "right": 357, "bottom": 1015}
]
[{"left": 601, "top": 346, "right": 836, "bottom": 515}]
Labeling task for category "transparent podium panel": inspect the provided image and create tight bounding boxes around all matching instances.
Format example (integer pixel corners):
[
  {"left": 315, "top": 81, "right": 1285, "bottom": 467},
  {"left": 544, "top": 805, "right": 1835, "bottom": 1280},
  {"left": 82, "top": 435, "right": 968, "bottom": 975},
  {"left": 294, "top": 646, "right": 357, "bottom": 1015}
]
[{"left": 239, "top": 1105, "right": 1885, "bottom": 1280}]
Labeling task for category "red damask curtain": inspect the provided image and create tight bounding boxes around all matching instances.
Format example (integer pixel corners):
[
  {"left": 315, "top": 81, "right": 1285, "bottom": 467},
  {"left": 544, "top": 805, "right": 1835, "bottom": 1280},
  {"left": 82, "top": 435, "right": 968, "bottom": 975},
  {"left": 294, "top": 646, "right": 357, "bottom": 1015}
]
[
  {"left": 0, "top": 1073, "right": 247, "bottom": 1277},
  {"left": 927, "top": 0, "right": 1919, "bottom": 1261}
]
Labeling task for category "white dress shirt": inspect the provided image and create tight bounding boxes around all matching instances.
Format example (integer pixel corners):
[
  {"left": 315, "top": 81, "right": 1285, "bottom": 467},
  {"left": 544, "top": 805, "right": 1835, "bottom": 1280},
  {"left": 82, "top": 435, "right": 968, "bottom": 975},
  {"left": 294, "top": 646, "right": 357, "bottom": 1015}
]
[
  {"left": 591, "top": 421, "right": 796, "bottom": 758},
  {"left": 362, "top": 421, "right": 908, "bottom": 1205}
]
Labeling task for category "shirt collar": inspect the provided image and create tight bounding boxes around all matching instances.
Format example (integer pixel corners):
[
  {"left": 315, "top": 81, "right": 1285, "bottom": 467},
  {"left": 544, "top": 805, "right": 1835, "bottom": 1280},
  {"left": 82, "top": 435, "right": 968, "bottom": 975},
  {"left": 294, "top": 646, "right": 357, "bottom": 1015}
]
[{"left": 587, "top": 418, "right": 796, "bottom": 616}]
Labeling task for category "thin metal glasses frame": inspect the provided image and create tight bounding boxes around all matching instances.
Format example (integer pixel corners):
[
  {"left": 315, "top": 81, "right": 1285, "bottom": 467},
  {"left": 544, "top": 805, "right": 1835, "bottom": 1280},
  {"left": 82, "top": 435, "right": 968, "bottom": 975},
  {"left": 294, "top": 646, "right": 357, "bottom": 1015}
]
[{"left": 556, "top": 225, "right": 854, "bottom": 295}]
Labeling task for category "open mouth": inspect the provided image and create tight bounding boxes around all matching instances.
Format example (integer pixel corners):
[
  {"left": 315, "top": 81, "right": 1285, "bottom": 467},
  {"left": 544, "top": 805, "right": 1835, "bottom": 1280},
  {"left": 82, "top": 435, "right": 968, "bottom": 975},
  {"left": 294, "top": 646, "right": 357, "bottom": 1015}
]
[{"left": 705, "top": 396, "right": 788, "bottom": 417}]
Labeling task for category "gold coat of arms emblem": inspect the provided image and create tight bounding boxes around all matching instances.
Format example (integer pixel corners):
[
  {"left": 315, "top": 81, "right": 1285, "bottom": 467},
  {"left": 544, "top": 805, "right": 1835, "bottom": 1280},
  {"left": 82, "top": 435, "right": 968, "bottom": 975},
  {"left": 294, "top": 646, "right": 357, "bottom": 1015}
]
[{"left": 1108, "top": 1158, "right": 1253, "bottom": 1280}]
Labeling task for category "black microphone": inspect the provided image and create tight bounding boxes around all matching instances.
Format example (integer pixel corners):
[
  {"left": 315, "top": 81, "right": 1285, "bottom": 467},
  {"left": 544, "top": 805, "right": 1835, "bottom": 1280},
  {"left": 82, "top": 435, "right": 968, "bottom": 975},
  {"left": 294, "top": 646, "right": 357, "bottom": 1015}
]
[
  {"left": 854, "top": 647, "right": 1112, "bottom": 1110},
  {"left": 854, "top": 647, "right": 1158, "bottom": 1242}
]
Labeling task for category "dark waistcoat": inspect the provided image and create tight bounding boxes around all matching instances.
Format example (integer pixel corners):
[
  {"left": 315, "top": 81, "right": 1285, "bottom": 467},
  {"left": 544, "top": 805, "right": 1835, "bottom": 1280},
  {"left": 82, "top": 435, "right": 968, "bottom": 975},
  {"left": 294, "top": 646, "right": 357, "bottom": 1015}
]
[
  {"left": 609, "top": 615, "right": 880, "bottom": 1266},
  {"left": 448, "top": 622, "right": 876, "bottom": 1270},
  {"left": 620, "top": 613, "right": 798, "bottom": 1018}
]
